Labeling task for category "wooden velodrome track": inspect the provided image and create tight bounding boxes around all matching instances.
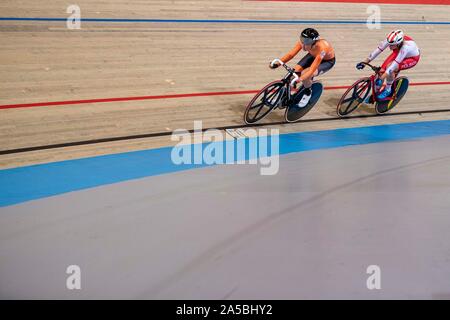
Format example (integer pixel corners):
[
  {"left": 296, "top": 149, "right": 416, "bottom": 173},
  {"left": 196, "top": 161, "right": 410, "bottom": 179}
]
[{"left": 0, "top": 0, "right": 449, "bottom": 169}]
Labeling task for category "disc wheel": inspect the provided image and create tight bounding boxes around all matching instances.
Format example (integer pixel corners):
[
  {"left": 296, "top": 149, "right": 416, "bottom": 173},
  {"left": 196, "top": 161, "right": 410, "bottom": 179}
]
[{"left": 375, "top": 77, "right": 409, "bottom": 114}]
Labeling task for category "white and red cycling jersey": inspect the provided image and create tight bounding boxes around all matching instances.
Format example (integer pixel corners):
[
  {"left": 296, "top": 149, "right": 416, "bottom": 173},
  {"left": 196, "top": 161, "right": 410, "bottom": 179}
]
[{"left": 368, "top": 35, "right": 420, "bottom": 75}]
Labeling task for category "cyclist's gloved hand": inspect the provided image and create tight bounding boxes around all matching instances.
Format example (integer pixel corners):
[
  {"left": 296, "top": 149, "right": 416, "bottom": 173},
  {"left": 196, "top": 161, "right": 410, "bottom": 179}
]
[
  {"left": 356, "top": 62, "right": 366, "bottom": 70},
  {"left": 270, "top": 59, "right": 281, "bottom": 69}
]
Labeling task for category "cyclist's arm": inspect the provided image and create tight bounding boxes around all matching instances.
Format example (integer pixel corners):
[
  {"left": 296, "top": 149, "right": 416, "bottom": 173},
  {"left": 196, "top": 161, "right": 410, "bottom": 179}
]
[
  {"left": 367, "top": 40, "right": 389, "bottom": 62},
  {"left": 280, "top": 41, "right": 302, "bottom": 63}
]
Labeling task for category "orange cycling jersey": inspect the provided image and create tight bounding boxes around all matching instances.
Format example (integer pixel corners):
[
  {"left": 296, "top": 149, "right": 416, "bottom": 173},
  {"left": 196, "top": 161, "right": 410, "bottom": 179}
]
[{"left": 280, "top": 39, "right": 335, "bottom": 80}]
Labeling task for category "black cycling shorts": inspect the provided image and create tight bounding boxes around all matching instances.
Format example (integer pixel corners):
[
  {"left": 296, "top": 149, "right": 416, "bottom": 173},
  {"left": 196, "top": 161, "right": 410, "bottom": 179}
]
[{"left": 297, "top": 54, "right": 336, "bottom": 76}]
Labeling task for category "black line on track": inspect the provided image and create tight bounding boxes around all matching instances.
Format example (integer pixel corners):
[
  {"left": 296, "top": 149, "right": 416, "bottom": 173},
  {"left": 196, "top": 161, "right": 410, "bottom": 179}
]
[{"left": 1, "top": 108, "right": 450, "bottom": 156}]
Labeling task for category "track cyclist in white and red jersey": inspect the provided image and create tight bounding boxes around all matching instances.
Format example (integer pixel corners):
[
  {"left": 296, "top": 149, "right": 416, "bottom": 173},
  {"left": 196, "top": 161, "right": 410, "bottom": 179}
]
[{"left": 356, "top": 30, "right": 420, "bottom": 100}]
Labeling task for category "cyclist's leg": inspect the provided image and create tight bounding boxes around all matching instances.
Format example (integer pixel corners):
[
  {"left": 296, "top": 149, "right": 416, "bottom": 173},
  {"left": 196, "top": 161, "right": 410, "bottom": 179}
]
[
  {"left": 379, "top": 51, "right": 398, "bottom": 87},
  {"left": 295, "top": 67, "right": 315, "bottom": 107},
  {"left": 385, "top": 62, "right": 398, "bottom": 90},
  {"left": 384, "top": 55, "right": 419, "bottom": 98},
  {"left": 294, "top": 65, "right": 304, "bottom": 74},
  {"left": 297, "top": 58, "right": 335, "bottom": 107},
  {"left": 295, "top": 54, "right": 314, "bottom": 80},
  {"left": 380, "top": 51, "right": 397, "bottom": 74},
  {"left": 302, "top": 58, "right": 335, "bottom": 89},
  {"left": 383, "top": 54, "right": 419, "bottom": 95},
  {"left": 291, "top": 54, "right": 314, "bottom": 94},
  {"left": 312, "top": 57, "right": 336, "bottom": 80},
  {"left": 296, "top": 53, "right": 315, "bottom": 72},
  {"left": 377, "top": 51, "right": 400, "bottom": 98},
  {"left": 300, "top": 67, "right": 314, "bottom": 88}
]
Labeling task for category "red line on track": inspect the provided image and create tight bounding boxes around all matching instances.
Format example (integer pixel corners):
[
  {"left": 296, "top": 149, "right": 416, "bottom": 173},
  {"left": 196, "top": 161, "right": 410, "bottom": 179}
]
[
  {"left": 1, "top": 82, "right": 449, "bottom": 110},
  {"left": 245, "top": 0, "right": 450, "bottom": 5}
]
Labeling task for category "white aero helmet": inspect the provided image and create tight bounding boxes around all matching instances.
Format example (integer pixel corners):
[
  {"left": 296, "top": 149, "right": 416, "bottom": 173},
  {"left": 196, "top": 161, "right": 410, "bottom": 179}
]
[{"left": 387, "top": 30, "right": 404, "bottom": 45}]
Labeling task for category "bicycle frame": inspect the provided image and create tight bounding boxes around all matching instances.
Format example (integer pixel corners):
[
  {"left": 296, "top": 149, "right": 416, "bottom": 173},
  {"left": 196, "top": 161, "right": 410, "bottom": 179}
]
[
  {"left": 362, "top": 62, "right": 398, "bottom": 103},
  {"left": 273, "top": 59, "right": 300, "bottom": 105}
]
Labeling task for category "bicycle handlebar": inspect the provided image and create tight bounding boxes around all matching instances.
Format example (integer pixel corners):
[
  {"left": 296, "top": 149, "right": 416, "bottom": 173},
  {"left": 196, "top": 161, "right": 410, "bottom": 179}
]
[
  {"left": 290, "top": 73, "right": 300, "bottom": 87},
  {"left": 361, "top": 62, "right": 382, "bottom": 73},
  {"left": 272, "top": 59, "right": 300, "bottom": 86}
]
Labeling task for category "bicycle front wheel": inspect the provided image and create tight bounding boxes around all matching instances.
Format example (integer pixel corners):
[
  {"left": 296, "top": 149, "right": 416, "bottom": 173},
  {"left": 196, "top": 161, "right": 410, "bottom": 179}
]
[
  {"left": 244, "top": 81, "right": 285, "bottom": 124},
  {"left": 337, "top": 77, "right": 371, "bottom": 117}
]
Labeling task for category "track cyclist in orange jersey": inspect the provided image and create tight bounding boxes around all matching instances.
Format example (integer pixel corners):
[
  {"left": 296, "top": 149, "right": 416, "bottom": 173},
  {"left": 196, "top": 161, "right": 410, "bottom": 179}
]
[
  {"left": 270, "top": 28, "right": 336, "bottom": 108},
  {"left": 356, "top": 29, "right": 421, "bottom": 100}
]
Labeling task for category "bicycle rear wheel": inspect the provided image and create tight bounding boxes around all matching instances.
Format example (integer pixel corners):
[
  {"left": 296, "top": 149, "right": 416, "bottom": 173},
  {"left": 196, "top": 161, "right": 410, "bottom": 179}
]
[
  {"left": 337, "top": 77, "right": 371, "bottom": 117},
  {"left": 285, "top": 82, "right": 323, "bottom": 123},
  {"left": 244, "top": 81, "right": 285, "bottom": 124},
  {"left": 376, "top": 77, "right": 409, "bottom": 114}
]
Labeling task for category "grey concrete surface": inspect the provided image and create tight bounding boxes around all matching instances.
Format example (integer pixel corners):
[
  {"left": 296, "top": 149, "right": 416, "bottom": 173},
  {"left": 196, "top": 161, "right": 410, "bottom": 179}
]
[{"left": 1, "top": 136, "right": 450, "bottom": 299}]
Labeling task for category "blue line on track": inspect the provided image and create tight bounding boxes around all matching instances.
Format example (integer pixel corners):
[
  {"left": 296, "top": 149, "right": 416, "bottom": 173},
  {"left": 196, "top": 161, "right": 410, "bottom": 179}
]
[
  {"left": 1, "top": 17, "right": 450, "bottom": 25},
  {"left": 1, "top": 120, "right": 450, "bottom": 207}
]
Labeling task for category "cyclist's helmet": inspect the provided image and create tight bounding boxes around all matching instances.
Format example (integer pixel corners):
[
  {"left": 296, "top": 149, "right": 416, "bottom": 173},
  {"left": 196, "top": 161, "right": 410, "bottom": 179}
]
[
  {"left": 300, "top": 28, "right": 320, "bottom": 45},
  {"left": 386, "top": 30, "right": 404, "bottom": 46}
]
